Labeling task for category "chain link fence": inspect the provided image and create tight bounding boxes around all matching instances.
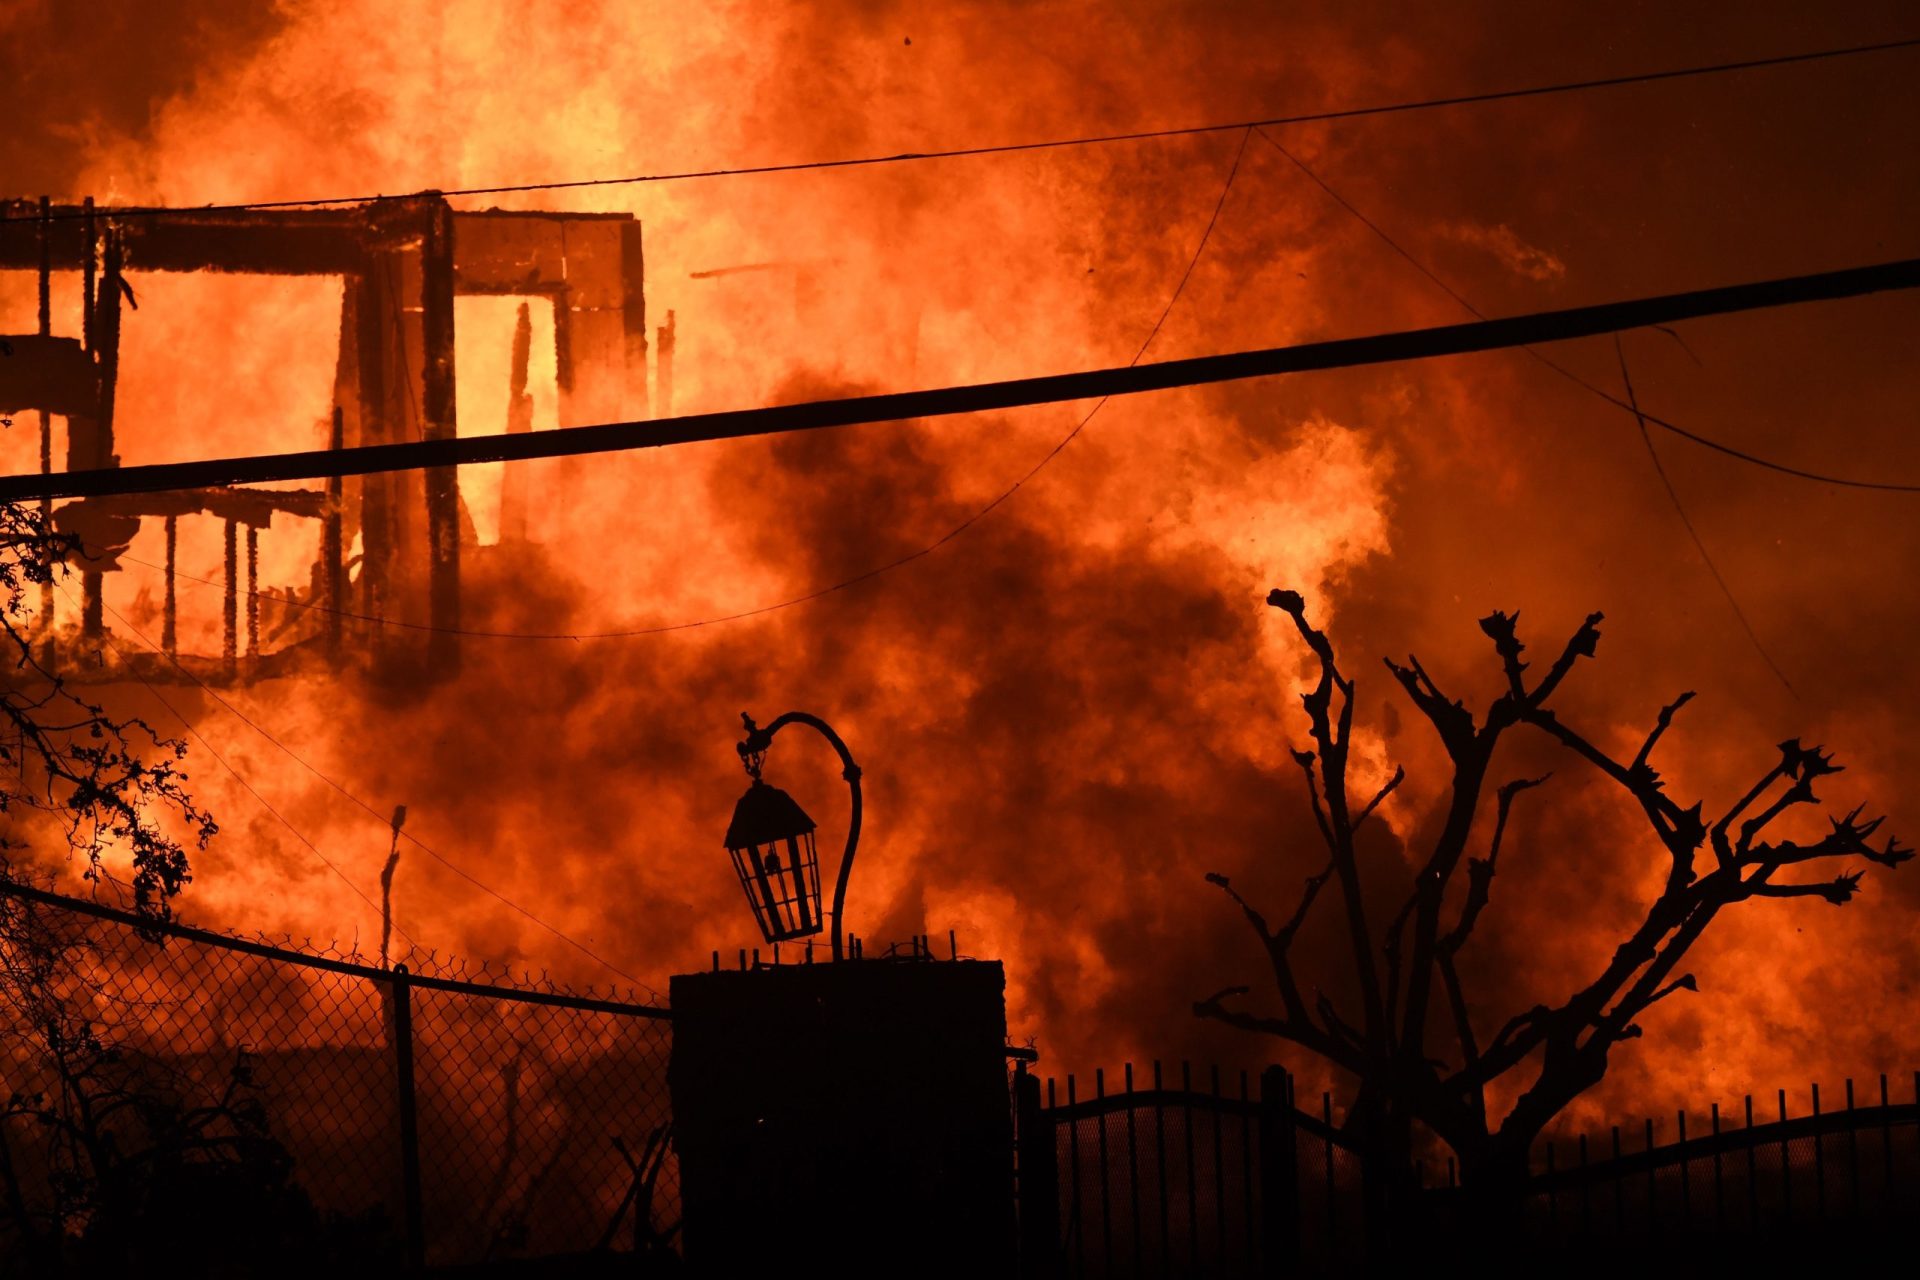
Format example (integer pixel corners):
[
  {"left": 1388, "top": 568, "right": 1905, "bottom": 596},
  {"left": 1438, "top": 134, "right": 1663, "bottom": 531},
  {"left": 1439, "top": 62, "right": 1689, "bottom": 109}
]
[{"left": 0, "top": 880, "right": 676, "bottom": 1274}]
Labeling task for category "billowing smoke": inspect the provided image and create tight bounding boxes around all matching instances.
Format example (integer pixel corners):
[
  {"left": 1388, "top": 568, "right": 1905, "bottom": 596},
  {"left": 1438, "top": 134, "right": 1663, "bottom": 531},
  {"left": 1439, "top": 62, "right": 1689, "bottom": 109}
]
[{"left": 3, "top": 1, "right": 1917, "bottom": 1128}]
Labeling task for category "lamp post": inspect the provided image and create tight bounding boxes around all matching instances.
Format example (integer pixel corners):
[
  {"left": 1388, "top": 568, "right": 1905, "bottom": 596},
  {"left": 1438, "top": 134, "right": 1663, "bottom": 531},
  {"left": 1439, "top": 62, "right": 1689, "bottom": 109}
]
[{"left": 725, "top": 711, "right": 863, "bottom": 961}]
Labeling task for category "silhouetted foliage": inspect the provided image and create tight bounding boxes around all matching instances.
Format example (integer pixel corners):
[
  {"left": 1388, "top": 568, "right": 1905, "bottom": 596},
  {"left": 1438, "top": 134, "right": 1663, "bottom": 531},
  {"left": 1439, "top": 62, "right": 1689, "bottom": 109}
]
[
  {"left": 0, "top": 890, "right": 393, "bottom": 1276},
  {"left": 1196, "top": 589, "right": 1910, "bottom": 1229},
  {"left": 0, "top": 501, "right": 214, "bottom": 917},
  {"left": 0, "top": 501, "right": 340, "bottom": 1273}
]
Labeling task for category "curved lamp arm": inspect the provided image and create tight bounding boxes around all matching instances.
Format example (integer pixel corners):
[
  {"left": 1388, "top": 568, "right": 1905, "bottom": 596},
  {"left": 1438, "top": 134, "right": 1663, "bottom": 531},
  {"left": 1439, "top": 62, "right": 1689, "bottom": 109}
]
[{"left": 739, "top": 711, "right": 863, "bottom": 961}]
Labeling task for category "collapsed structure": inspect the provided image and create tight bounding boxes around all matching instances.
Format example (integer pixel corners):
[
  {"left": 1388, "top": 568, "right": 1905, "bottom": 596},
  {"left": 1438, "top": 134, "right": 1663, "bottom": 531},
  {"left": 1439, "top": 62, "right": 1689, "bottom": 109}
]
[{"left": 0, "top": 195, "right": 664, "bottom": 683}]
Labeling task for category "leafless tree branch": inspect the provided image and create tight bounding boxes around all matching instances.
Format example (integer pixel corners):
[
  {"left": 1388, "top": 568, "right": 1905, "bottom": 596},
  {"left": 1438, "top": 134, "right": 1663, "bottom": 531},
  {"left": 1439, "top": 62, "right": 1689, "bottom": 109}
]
[{"left": 1199, "top": 585, "right": 1907, "bottom": 1197}]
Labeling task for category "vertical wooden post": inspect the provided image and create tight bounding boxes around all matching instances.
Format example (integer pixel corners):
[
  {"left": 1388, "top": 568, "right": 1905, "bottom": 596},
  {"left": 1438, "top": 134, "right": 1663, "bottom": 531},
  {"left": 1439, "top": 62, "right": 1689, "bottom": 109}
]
[
  {"left": 353, "top": 267, "right": 390, "bottom": 636},
  {"left": 162, "top": 516, "right": 177, "bottom": 657},
  {"left": 390, "top": 963, "right": 425, "bottom": 1271},
  {"left": 418, "top": 198, "right": 460, "bottom": 674},
  {"left": 77, "top": 200, "right": 110, "bottom": 651},
  {"left": 81, "top": 197, "right": 95, "bottom": 347},
  {"left": 244, "top": 525, "right": 260, "bottom": 667},
  {"left": 36, "top": 197, "right": 53, "bottom": 659},
  {"left": 1015, "top": 1064, "right": 1059, "bottom": 1278},
  {"left": 498, "top": 303, "right": 534, "bottom": 545},
  {"left": 325, "top": 406, "right": 345, "bottom": 658},
  {"left": 620, "top": 218, "right": 650, "bottom": 421},
  {"left": 94, "top": 227, "right": 122, "bottom": 469},
  {"left": 1258, "top": 1066, "right": 1298, "bottom": 1276},
  {"left": 222, "top": 518, "right": 238, "bottom": 676},
  {"left": 656, "top": 309, "right": 676, "bottom": 417}
]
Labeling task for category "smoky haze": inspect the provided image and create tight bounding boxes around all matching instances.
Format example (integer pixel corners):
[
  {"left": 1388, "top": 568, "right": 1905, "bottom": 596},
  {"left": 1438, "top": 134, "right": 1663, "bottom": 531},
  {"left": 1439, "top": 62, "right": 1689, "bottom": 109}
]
[{"left": 1, "top": 0, "right": 1917, "bottom": 1130}]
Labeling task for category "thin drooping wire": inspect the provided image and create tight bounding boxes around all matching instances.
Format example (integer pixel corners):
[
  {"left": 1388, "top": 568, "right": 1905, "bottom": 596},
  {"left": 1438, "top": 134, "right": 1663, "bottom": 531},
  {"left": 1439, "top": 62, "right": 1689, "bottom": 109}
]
[
  {"left": 122, "top": 128, "right": 1256, "bottom": 644},
  {"left": 1254, "top": 126, "right": 1798, "bottom": 693},
  {"left": 53, "top": 582, "right": 417, "bottom": 941},
  {"left": 1612, "top": 337, "right": 1796, "bottom": 695},
  {"left": 1252, "top": 126, "right": 1920, "bottom": 493},
  {"left": 85, "top": 591, "right": 658, "bottom": 995},
  {"left": 6, "top": 35, "right": 1915, "bottom": 224}
]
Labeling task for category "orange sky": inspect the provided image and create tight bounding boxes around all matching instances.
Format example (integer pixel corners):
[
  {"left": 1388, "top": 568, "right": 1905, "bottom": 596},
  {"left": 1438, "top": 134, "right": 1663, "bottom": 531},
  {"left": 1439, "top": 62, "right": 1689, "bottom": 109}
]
[{"left": 2, "top": 0, "right": 1917, "bottom": 1137}]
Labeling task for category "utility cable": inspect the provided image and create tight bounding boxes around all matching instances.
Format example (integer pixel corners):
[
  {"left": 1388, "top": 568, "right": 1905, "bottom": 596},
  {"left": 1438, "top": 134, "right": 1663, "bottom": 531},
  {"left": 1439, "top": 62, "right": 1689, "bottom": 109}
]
[
  {"left": 51, "top": 582, "right": 414, "bottom": 940},
  {"left": 1252, "top": 126, "right": 1800, "bottom": 693},
  {"left": 115, "top": 128, "right": 1256, "bottom": 643},
  {"left": 83, "top": 590, "right": 658, "bottom": 995},
  {"left": 1251, "top": 126, "right": 1920, "bottom": 493},
  {"left": 1612, "top": 337, "right": 1797, "bottom": 695},
  {"left": 5, "top": 34, "right": 1916, "bottom": 222}
]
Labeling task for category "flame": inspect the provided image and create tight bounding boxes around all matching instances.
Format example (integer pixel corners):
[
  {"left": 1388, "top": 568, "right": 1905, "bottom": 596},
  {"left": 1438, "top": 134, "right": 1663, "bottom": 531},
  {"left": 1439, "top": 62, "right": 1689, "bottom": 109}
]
[{"left": 2, "top": 1, "right": 1915, "bottom": 1133}]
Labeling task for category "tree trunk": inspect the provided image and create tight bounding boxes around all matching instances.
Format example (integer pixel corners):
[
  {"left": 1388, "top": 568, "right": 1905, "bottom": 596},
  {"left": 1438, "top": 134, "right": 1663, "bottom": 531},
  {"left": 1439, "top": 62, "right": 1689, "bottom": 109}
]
[
  {"left": 1353, "top": 1102, "right": 1424, "bottom": 1270},
  {"left": 1455, "top": 1137, "right": 1534, "bottom": 1258}
]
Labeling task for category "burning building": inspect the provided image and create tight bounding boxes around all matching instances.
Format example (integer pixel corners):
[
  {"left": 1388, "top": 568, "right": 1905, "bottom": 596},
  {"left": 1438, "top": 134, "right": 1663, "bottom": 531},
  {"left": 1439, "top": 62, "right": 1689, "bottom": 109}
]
[{"left": 0, "top": 195, "right": 657, "bottom": 683}]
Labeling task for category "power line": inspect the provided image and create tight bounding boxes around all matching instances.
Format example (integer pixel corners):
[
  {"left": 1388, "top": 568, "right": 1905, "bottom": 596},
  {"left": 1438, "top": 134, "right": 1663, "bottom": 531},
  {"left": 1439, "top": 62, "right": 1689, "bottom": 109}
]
[
  {"left": 1612, "top": 337, "right": 1796, "bottom": 695},
  {"left": 79, "top": 591, "right": 659, "bottom": 995},
  {"left": 7, "top": 255, "right": 1919, "bottom": 505},
  {"left": 52, "top": 581, "right": 414, "bottom": 940},
  {"left": 1249, "top": 127, "right": 1920, "bottom": 494},
  {"left": 1253, "top": 127, "right": 1798, "bottom": 693},
  {"left": 5, "top": 35, "right": 1916, "bottom": 224}
]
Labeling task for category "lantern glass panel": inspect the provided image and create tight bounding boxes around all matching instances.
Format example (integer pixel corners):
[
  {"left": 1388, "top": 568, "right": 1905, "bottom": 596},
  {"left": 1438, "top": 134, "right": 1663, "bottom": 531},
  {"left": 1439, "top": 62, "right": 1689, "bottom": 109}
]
[{"left": 729, "top": 828, "right": 822, "bottom": 943}]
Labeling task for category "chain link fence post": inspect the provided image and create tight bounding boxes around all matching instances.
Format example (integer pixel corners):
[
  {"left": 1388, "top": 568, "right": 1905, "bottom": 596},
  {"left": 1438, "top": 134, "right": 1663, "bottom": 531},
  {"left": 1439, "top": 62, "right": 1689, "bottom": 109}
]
[{"left": 391, "top": 963, "right": 426, "bottom": 1270}]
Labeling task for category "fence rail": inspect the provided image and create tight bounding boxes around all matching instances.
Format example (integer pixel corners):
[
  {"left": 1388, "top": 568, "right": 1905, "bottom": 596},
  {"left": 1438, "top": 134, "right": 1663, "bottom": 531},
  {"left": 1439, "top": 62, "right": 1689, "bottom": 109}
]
[
  {"left": 0, "top": 879, "right": 677, "bottom": 1274},
  {"left": 1021, "top": 1060, "right": 1920, "bottom": 1277}
]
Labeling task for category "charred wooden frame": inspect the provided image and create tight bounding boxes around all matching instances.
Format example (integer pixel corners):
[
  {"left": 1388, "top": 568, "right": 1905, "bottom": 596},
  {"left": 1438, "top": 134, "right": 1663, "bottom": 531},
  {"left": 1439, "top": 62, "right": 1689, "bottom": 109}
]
[{"left": 0, "top": 197, "right": 649, "bottom": 682}]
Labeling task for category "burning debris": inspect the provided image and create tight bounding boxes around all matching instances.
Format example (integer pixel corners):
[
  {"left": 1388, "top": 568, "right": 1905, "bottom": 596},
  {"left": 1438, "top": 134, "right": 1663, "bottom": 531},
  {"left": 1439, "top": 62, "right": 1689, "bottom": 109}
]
[{"left": 0, "top": 196, "right": 652, "bottom": 685}]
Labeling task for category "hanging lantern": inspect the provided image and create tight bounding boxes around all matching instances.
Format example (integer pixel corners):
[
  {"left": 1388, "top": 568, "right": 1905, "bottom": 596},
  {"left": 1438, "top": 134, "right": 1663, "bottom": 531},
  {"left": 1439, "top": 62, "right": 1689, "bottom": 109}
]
[
  {"left": 724, "top": 778, "right": 824, "bottom": 943},
  {"left": 725, "top": 711, "right": 864, "bottom": 959}
]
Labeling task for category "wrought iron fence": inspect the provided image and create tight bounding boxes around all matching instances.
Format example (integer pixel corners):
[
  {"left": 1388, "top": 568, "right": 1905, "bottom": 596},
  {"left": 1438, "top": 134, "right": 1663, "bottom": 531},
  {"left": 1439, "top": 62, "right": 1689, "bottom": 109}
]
[
  {"left": 1018, "top": 1061, "right": 1920, "bottom": 1277},
  {"left": 1510, "top": 1076, "right": 1920, "bottom": 1247},
  {"left": 1018, "top": 1062, "right": 1365, "bottom": 1278},
  {"left": 0, "top": 880, "right": 675, "bottom": 1273}
]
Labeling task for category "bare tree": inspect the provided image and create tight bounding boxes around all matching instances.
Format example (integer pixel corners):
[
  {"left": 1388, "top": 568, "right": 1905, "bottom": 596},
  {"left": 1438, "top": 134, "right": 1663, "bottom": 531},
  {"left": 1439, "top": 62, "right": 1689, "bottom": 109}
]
[
  {"left": 0, "top": 500, "right": 222, "bottom": 1269},
  {"left": 1196, "top": 588, "right": 1909, "bottom": 1223},
  {"left": 0, "top": 500, "right": 214, "bottom": 916}
]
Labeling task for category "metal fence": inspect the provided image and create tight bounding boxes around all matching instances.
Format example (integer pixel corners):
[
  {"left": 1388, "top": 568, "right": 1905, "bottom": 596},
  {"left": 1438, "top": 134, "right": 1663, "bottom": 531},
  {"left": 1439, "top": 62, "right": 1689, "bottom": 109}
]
[
  {"left": 1510, "top": 1076, "right": 1920, "bottom": 1248},
  {"left": 0, "top": 880, "right": 675, "bottom": 1273},
  {"left": 1019, "top": 1062, "right": 1920, "bottom": 1277},
  {"left": 1017, "top": 1062, "right": 1365, "bottom": 1278}
]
